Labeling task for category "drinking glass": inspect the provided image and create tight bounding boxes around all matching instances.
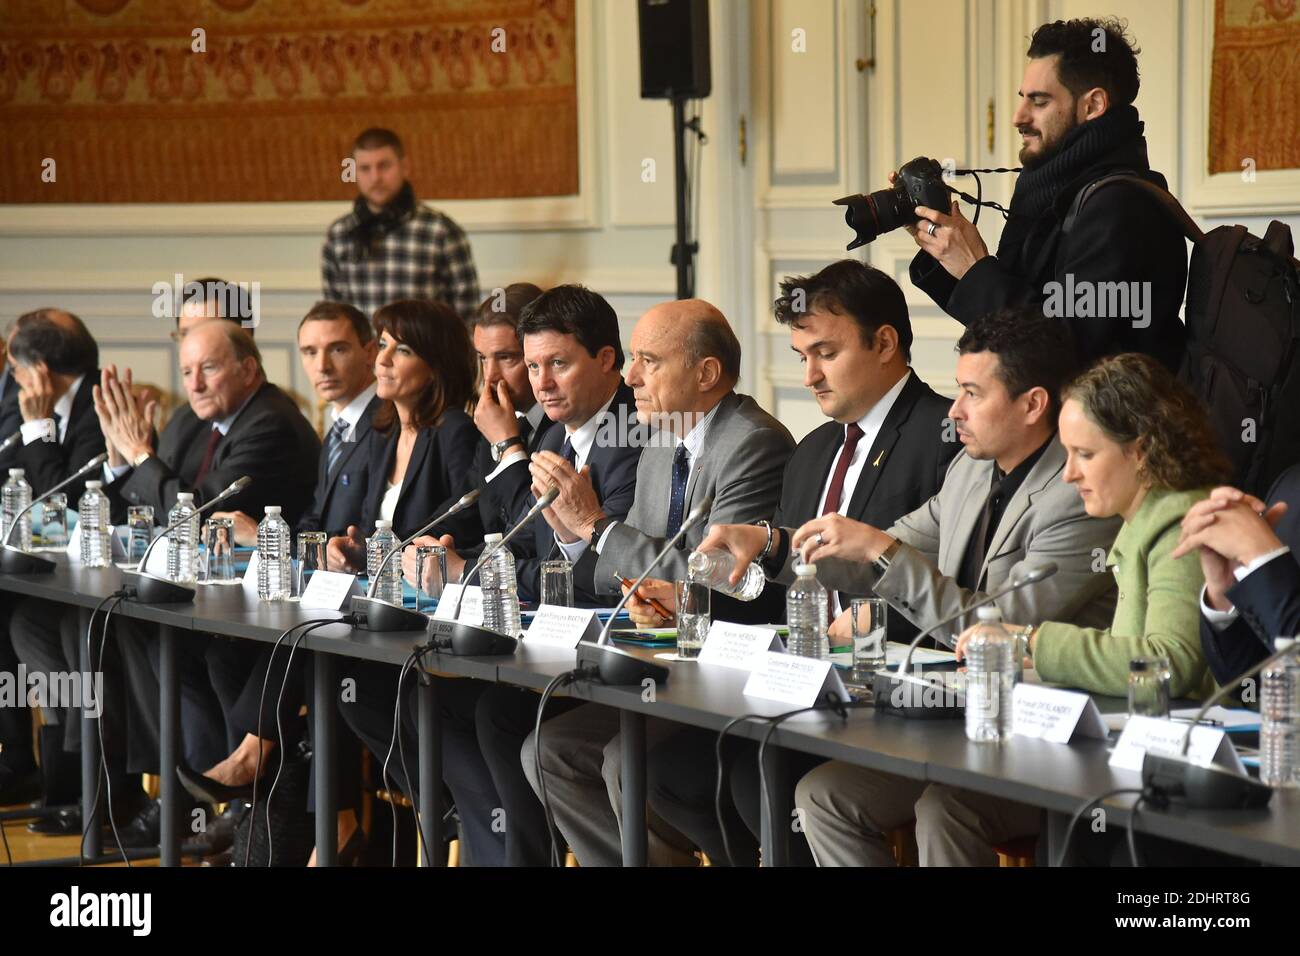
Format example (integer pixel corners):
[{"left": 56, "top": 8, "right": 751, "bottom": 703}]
[
  {"left": 127, "top": 505, "right": 154, "bottom": 566},
  {"left": 41, "top": 493, "right": 68, "bottom": 548},
  {"left": 540, "top": 560, "right": 574, "bottom": 607},
  {"left": 295, "top": 531, "right": 328, "bottom": 598},
  {"left": 415, "top": 544, "right": 448, "bottom": 612},
  {"left": 203, "top": 517, "right": 236, "bottom": 583}
]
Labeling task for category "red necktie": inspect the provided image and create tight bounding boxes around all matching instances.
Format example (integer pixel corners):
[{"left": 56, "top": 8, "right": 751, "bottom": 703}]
[
  {"left": 194, "top": 426, "right": 222, "bottom": 486},
  {"left": 821, "top": 423, "right": 864, "bottom": 622}
]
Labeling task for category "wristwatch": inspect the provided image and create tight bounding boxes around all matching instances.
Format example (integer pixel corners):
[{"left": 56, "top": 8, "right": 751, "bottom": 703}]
[
  {"left": 872, "top": 539, "right": 901, "bottom": 577},
  {"left": 131, "top": 449, "right": 153, "bottom": 468},
  {"left": 489, "top": 434, "right": 525, "bottom": 463}
]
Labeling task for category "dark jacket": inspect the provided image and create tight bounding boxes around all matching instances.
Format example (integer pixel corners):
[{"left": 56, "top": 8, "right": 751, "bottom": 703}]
[
  {"left": 107, "top": 382, "right": 321, "bottom": 527},
  {"left": 446, "top": 407, "right": 557, "bottom": 536},
  {"left": 0, "top": 372, "right": 106, "bottom": 501},
  {"left": 771, "top": 372, "right": 960, "bottom": 639},
  {"left": 910, "top": 130, "right": 1188, "bottom": 373},
  {"left": 1200, "top": 465, "right": 1300, "bottom": 690},
  {"left": 358, "top": 407, "right": 482, "bottom": 544},
  {"left": 296, "top": 395, "right": 382, "bottom": 540}
]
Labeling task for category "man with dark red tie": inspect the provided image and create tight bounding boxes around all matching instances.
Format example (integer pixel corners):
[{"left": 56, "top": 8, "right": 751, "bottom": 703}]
[{"left": 643, "top": 259, "right": 959, "bottom": 866}]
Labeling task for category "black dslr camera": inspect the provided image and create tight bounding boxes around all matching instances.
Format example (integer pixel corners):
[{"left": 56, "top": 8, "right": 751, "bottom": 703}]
[{"left": 834, "top": 156, "right": 952, "bottom": 249}]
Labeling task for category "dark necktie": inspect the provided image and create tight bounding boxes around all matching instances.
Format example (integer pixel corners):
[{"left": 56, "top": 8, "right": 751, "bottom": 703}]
[
  {"left": 325, "top": 417, "right": 350, "bottom": 478},
  {"left": 561, "top": 437, "right": 576, "bottom": 468},
  {"left": 193, "top": 426, "right": 222, "bottom": 486},
  {"left": 821, "top": 422, "right": 865, "bottom": 517},
  {"left": 665, "top": 443, "right": 690, "bottom": 539},
  {"left": 52, "top": 411, "right": 63, "bottom": 444},
  {"left": 960, "top": 472, "right": 1006, "bottom": 593},
  {"left": 821, "top": 423, "right": 864, "bottom": 619}
]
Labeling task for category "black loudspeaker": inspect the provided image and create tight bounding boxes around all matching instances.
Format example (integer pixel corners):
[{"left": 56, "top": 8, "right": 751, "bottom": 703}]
[{"left": 638, "top": 0, "right": 712, "bottom": 99}]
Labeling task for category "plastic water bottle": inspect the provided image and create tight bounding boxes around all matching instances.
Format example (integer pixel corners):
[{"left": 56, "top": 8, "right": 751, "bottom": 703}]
[
  {"left": 2, "top": 468, "right": 32, "bottom": 551},
  {"left": 480, "top": 532, "right": 522, "bottom": 637},
  {"left": 686, "top": 549, "right": 766, "bottom": 601},
  {"left": 365, "top": 519, "right": 402, "bottom": 606},
  {"left": 165, "top": 492, "right": 199, "bottom": 583},
  {"left": 785, "top": 561, "right": 829, "bottom": 659},
  {"left": 256, "top": 505, "right": 293, "bottom": 601},
  {"left": 1260, "top": 637, "right": 1300, "bottom": 788},
  {"left": 77, "top": 481, "right": 112, "bottom": 568},
  {"left": 964, "top": 605, "right": 1015, "bottom": 743}
]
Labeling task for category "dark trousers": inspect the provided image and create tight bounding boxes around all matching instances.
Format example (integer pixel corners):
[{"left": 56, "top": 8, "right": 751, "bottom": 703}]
[
  {"left": 474, "top": 683, "right": 582, "bottom": 867},
  {"left": 115, "top": 620, "right": 254, "bottom": 774},
  {"left": 0, "top": 595, "right": 35, "bottom": 777},
  {"left": 337, "top": 659, "right": 506, "bottom": 866},
  {"left": 648, "top": 726, "right": 823, "bottom": 866}
]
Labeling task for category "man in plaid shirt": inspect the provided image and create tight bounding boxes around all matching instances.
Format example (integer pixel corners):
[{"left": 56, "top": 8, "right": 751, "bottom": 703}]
[{"left": 322, "top": 128, "right": 480, "bottom": 320}]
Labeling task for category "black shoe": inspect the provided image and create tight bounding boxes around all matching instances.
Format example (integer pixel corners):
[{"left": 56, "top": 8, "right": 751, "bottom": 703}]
[
  {"left": 196, "top": 801, "right": 245, "bottom": 855},
  {"left": 115, "top": 798, "right": 167, "bottom": 849},
  {"left": 177, "top": 764, "right": 259, "bottom": 805},
  {"left": 27, "top": 806, "right": 82, "bottom": 835},
  {"left": 201, "top": 848, "right": 233, "bottom": 867}
]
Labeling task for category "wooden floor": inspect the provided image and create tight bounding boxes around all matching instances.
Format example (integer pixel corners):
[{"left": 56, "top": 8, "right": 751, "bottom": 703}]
[{"left": 0, "top": 801, "right": 178, "bottom": 867}]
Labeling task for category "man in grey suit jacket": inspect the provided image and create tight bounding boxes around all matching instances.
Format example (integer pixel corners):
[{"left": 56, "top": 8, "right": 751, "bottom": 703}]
[
  {"left": 703, "top": 309, "right": 1121, "bottom": 866},
  {"left": 523, "top": 299, "right": 795, "bottom": 867}
]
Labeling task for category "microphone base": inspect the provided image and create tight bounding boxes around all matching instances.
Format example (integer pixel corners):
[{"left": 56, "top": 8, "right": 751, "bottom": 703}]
[
  {"left": 350, "top": 596, "right": 428, "bottom": 632},
  {"left": 122, "top": 570, "right": 196, "bottom": 604},
  {"left": 1141, "top": 752, "right": 1273, "bottom": 810},
  {"left": 577, "top": 641, "right": 669, "bottom": 687},
  {"left": 872, "top": 670, "right": 964, "bottom": 720},
  {"left": 425, "top": 618, "right": 518, "bottom": 656},
  {"left": 0, "top": 545, "right": 57, "bottom": 575}
]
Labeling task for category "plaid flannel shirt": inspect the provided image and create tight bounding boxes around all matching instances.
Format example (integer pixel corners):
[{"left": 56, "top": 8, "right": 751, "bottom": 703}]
[{"left": 321, "top": 201, "right": 480, "bottom": 320}]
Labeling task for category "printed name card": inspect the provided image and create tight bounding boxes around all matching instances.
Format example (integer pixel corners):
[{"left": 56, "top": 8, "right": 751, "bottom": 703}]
[
  {"left": 742, "top": 650, "right": 849, "bottom": 707},
  {"left": 299, "top": 570, "right": 358, "bottom": 611},
  {"left": 525, "top": 605, "right": 600, "bottom": 648},
  {"left": 67, "top": 523, "right": 129, "bottom": 563},
  {"left": 241, "top": 550, "right": 261, "bottom": 595},
  {"left": 697, "top": 622, "right": 783, "bottom": 671},
  {"left": 1109, "top": 715, "right": 1246, "bottom": 774},
  {"left": 1011, "top": 684, "right": 1109, "bottom": 743},
  {"left": 433, "top": 584, "right": 484, "bottom": 627}
]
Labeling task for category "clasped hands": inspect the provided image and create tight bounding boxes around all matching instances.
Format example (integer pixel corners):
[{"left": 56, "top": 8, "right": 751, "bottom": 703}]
[{"left": 91, "top": 365, "right": 157, "bottom": 469}]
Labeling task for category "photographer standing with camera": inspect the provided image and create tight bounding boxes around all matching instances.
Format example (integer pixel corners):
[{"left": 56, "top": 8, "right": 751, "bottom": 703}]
[{"left": 902, "top": 18, "right": 1188, "bottom": 373}]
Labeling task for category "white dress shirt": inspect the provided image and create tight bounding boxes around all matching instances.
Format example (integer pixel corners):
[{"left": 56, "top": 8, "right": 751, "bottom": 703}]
[
  {"left": 1200, "top": 546, "right": 1293, "bottom": 631},
  {"left": 329, "top": 382, "right": 377, "bottom": 442},
  {"left": 485, "top": 402, "right": 548, "bottom": 483}
]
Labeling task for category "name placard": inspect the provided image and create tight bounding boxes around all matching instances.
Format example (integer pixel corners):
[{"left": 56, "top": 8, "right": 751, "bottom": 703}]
[
  {"left": 525, "top": 605, "right": 599, "bottom": 648},
  {"left": 433, "top": 584, "right": 484, "bottom": 627},
  {"left": 1109, "top": 715, "right": 1245, "bottom": 774},
  {"left": 241, "top": 550, "right": 261, "bottom": 595},
  {"left": 67, "top": 522, "right": 129, "bottom": 563},
  {"left": 1011, "top": 684, "right": 1108, "bottom": 743},
  {"left": 742, "top": 651, "right": 849, "bottom": 707},
  {"left": 299, "top": 570, "right": 358, "bottom": 611},
  {"left": 698, "top": 622, "right": 782, "bottom": 671}
]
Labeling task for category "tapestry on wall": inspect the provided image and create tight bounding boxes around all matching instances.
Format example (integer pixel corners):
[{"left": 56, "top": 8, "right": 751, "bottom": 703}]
[
  {"left": 1208, "top": 0, "right": 1300, "bottom": 174},
  {"left": 0, "top": 0, "right": 578, "bottom": 203}
]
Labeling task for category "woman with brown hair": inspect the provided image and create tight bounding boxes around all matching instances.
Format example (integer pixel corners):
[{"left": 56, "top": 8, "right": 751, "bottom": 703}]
[{"left": 326, "top": 298, "right": 481, "bottom": 567}]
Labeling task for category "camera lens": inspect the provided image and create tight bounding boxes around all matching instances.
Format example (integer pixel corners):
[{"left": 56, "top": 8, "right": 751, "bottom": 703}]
[{"left": 834, "top": 184, "right": 913, "bottom": 249}]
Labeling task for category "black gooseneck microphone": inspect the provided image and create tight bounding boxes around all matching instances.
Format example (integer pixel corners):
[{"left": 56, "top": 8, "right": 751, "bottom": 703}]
[
  {"left": 575, "top": 494, "right": 715, "bottom": 686},
  {"left": 873, "top": 562, "right": 1058, "bottom": 719},
  {"left": 349, "top": 488, "right": 482, "bottom": 631},
  {"left": 123, "top": 476, "right": 252, "bottom": 603},
  {"left": 0, "top": 452, "right": 109, "bottom": 574}
]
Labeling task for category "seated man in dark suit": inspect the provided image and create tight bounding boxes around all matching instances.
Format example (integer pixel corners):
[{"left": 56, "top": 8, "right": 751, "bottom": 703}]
[
  {"left": 1174, "top": 467, "right": 1300, "bottom": 689},
  {"left": 88, "top": 320, "right": 320, "bottom": 846},
  {"left": 2, "top": 311, "right": 115, "bottom": 815},
  {"left": 636, "top": 260, "right": 959, "bottom": 866},
  {"left": 523, "top": 298, "right": 796, "bottom": 867},
  {"left": 351, "top": 284, "right": 644, "bottom": 866}
]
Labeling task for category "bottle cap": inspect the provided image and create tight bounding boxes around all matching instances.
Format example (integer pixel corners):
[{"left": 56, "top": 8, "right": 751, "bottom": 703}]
[
  {"left": 1276, "top": 637, "right": 1296, "bottom": 651},
  {"left": 265, "top": 505, "right": 282, "bottom": 515},
  {"left": 793, "top": 560, "right": 816, "bottom": 575},
  {"left": 485, "top": 532, "right": 503, "bottom": 544},
  {"left": 8, "top": 468, "right": 23, "bottom": 478},
  {"left": 84, "top": 480, "right": 102, "bottom": 490},
  {"left": 176, "top": 492, "right": 194, "bottom": 503},
  {"left": 375, "top": 518, "right": 391, "bottom": 529},
  {"left": 976, "top": 605, "right": 1002, "bottom": 623}
]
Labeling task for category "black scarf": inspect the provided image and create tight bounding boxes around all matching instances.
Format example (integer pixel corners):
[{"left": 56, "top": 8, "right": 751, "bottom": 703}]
[
  {"left": 1008, "top": 104, "right": 1145, "bottom": 220},
  {"left": 349, "top": 181, "right": 417, "bottom": 261}
]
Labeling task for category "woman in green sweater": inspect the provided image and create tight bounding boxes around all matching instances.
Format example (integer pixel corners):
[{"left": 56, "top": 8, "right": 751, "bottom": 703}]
[{"left": 958, "top": 352, "right": 1229, "bottom": 700}]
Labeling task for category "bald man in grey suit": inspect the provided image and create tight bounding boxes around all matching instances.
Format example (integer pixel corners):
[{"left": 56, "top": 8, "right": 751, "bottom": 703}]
[{"left": 522, "top": 299, "right": 795, "bottom": 866}]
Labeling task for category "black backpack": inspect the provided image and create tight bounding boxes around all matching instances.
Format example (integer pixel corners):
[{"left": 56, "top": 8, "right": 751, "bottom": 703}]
[{"left": 1066, "top": 174, "right": 1300, "bottom": 496}]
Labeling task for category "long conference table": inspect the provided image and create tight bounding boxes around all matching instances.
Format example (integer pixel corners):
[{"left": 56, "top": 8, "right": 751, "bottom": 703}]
[{"left": 2, "top": 555, "right": 1298, "bottom": 868}]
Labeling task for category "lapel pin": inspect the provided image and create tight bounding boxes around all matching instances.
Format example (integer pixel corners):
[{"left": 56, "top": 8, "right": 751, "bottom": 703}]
[{"left": 872, "top": 449, "right": 886, "bottom": 467}]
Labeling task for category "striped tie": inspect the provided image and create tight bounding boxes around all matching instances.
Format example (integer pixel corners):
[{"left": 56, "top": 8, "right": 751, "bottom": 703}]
[{"left": 325, "top": 417, "right": 350, "bottom": 478}]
